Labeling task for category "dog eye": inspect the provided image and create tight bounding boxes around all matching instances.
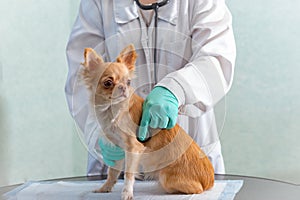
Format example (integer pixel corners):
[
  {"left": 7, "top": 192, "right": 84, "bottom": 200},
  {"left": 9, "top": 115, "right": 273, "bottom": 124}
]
[
  {"left": 103, "top": 80, "right": 113, "bottom": 88},
  {"left": 127, "top": 80, "right": 131, "bottom": 86}
]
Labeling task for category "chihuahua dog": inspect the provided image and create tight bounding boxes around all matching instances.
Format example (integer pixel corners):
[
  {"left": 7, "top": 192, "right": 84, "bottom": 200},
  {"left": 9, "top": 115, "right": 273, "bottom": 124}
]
[{"left": 81, "top": 44, "right": 214, "bottom": 200}]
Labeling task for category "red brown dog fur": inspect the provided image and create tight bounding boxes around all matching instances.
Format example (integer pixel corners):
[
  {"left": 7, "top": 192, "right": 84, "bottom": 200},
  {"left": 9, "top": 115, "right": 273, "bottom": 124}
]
[{"left": 81, "top": 44, "right": 214, "bottom": 200}]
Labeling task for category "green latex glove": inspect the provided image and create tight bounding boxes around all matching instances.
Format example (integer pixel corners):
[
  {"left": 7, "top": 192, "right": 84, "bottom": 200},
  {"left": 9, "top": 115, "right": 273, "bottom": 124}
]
[
  {"left": 138, "top": 86, "right": 178, "bottom": 141},
  {"left": 98, "top": 139, "right": 125, "bottom": 167}
]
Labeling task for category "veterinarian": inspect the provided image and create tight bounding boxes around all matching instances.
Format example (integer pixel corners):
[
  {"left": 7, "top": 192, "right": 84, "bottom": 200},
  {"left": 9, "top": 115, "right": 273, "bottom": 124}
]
[{"left": 65, "top": 0, "right": 236, "bottom": 175}]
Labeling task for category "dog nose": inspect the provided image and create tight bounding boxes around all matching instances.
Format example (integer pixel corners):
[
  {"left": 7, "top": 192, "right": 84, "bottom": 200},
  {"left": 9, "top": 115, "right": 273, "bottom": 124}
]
[{"left": 118, "top": 85, "right": 125, "bottom": 91}]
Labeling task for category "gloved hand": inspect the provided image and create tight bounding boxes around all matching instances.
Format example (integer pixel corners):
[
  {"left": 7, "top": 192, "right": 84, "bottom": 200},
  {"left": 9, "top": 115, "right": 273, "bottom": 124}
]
[
  {"left": 98, "top": 139, "right": 125, "bottom": 167},
  {"left": 138, "top": 86, "right": 178, "bottom": 142}
]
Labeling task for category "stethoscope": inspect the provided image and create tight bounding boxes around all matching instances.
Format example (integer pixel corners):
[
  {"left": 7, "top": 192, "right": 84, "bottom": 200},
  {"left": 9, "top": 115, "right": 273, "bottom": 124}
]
[
  {"left": 134, "top": 0, "right": 170, "bottom": 85},
  {"left": 134, "top": 0, "right": 170, "bottom": 143}
]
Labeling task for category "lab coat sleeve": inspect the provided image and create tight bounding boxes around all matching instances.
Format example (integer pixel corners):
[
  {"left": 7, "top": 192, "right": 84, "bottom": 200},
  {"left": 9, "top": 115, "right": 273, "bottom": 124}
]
[
  {"left": 65, "top": 0, "right": 105, "bottom": 131},
  {"left": 157, "top": 0, "right": 236, "bottom": 116}
]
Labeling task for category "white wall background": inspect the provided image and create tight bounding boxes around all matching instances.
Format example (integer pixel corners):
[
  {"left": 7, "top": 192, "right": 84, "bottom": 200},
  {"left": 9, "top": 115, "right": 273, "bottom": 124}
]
[{"left": 0, "top": 0, "right": 300, "bottom": 187}]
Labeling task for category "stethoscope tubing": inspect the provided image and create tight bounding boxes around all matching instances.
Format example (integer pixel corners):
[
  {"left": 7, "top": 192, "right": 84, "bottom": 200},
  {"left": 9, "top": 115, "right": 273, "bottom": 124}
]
[
  {"left": 134, "top": 0, "right": 170, "bottom": 85},
  {"left": 134, "top": 0, "right": 169, "bottom": 10}
]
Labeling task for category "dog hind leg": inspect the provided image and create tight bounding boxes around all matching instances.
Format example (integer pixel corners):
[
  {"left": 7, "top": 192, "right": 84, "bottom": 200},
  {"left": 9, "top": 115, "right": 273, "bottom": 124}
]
[{"left": 159, "top": 173, "right": 204, "bottom": 194}]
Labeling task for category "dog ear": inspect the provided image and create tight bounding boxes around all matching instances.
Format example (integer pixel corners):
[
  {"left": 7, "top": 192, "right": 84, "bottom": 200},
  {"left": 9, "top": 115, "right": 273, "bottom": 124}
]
[
  {"left": 116, "top": 44, "right": 137, "bottom": 72},
  {"left": 82, "top": 48, "right": 104, "bottom": 71}
]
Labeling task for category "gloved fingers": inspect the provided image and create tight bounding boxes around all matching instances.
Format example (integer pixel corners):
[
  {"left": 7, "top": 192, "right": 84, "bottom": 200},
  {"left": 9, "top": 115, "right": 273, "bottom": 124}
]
[
  {"left": 149, "top": 113, "right": 169, "bottom": 129},
  {"left": 158, "top": 116, "right": 169, "bottom": 128},
  {"left": 138, "top": 109, "right": 151, "bottom": 141},
  {"left": 103, "top": 158, "right": 116, "bottom": 167},
  {"left": 148, "top": 104, "right": 167, "bottom": 129},
  {"left": 138, "top": 125, "right": 150, "bottom": 142},
  {"left": 149, "top": 114, "right": 160, "bottom": 128},
  {"left": 149, "top": 110, "right": 169, "bottom": 129},
  {"left": 98, "top": 139, "right": 125, "bottom": 162},
  {"left": 166, "top": 115, "right": 177, "bottom": 129},
  {"left": 102, "top": 147, "right": 125, "bottom": 160},
  {"left": 98, "top": 141, "right": 116, "bottom": 167},
  {"left": 98, "top": 138, "right": 108, "bottom": 148}
]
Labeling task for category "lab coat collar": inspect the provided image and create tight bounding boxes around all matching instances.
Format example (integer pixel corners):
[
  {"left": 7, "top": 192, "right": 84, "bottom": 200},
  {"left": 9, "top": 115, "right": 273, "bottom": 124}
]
[
  {"left": 158, "top": 0, "right": 178, "bottom": 25},
  {"left": 114, "top": 0, "right": 139, "bottom": 24},
  {"left": 113, "top": 0, "right": 178, "bottom": 25}
]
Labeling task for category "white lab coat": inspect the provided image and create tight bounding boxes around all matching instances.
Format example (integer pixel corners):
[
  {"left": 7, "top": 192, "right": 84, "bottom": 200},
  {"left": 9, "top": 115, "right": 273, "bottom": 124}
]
[{"left": 66, "top": 0, "right": 236, "bottom": 175}]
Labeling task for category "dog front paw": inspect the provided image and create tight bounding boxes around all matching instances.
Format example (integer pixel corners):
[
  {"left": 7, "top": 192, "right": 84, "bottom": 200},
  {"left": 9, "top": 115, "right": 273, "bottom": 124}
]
[
  {"left": 93, "top": 184, "right": 112, "bottom": 193},
  {"left": 122, "top": 188, "right": 133, "bottom": 200}
]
